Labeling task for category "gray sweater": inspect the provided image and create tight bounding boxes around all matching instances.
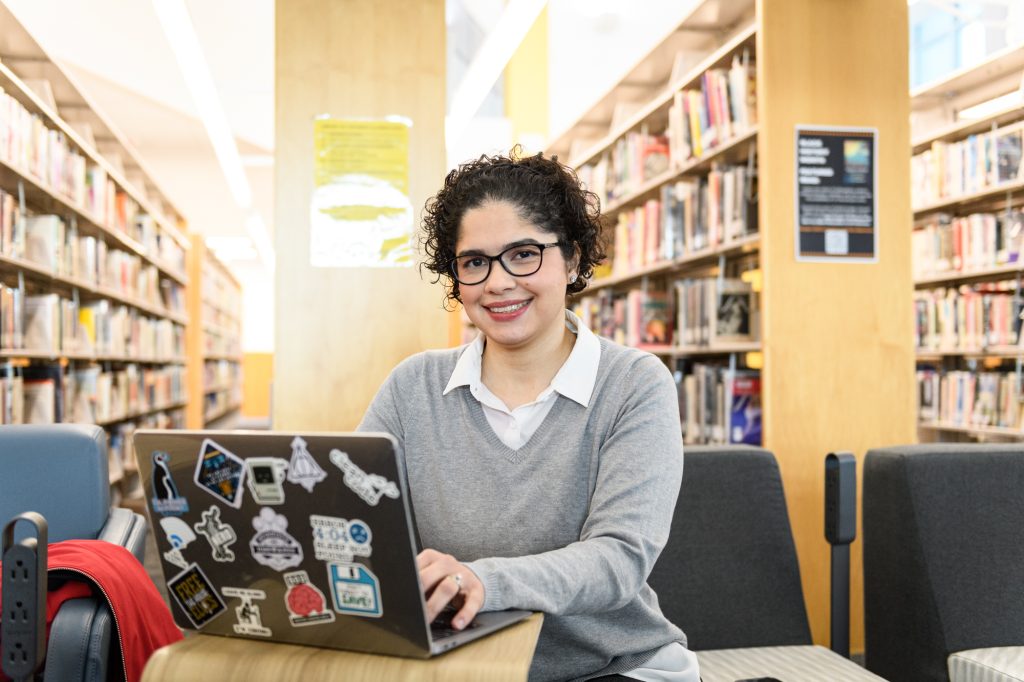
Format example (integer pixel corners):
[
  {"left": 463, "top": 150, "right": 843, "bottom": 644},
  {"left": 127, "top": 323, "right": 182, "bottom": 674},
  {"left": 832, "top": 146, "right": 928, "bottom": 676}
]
[{"left": 357, "top": 338, "right": 686, "bottom": 681}]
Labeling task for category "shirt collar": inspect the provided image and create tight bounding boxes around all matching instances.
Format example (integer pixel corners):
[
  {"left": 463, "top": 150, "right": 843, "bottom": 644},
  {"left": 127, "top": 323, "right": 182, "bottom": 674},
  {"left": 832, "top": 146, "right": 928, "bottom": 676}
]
[{"left": 443, "top": 309, "right": 601, "bottom": 408}]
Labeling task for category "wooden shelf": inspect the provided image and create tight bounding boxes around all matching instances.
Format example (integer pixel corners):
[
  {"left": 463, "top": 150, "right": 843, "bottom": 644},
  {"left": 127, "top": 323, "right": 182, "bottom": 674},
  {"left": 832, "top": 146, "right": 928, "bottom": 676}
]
[
  {"left": 917, "top": 346, "right": 1023, "bottom": 360},
  {"left": 587, "top": 234, "right": 760, "bottom": 292},
  {"left": 0, "top": 349, "right": 187, "bottom": 364},
  {"left": 912, "top": 178, "right": 1024, "bottom": 217},
  {"left": 911, "top": 43, "right": 1024, "bottom": 112},
  {"left": 911, "top": 103, "right": 1024, "bottom": 154},
  {"left": 673, "top": 342, "right": 762, "bottom": 357},
  {"left": 203, "top": 382, "right": 238, "bottom": 394},
  {"left": 918, "top": 420, "right": 1024, "bottom": 439},
  {"left": 601, "top": 127, "right": 758, "bottom": 219},
  {"left": 914, "top": 262, "right": 1024, "bottom": 287},
  {"left": 569, "top": 24, "right": 758, "bottom": 170},
  {"left": 204, "top": 402, "right": 241, "bottom": 425},
  {"left": 92, "top": 399, "right": 188, "bottom": 428}
]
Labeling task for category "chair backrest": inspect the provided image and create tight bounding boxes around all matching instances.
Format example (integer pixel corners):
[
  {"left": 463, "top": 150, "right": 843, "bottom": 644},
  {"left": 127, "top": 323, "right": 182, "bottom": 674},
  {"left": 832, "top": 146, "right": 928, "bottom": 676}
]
[
  {"left": 864, "top": 444, "right": 1024, "bottom": 682},
  {"left": 648, "top": 445, "right": 812, "bottom": 650},
  {"left": 0, "top": 424, "right": 111, "bottom": 542}
]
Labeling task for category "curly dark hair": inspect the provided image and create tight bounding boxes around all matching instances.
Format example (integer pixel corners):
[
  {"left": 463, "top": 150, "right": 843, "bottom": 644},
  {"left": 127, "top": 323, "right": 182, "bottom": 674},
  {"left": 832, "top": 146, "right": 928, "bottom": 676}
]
[{"left": 420, "top": 147, "right": 606, "bottom": 309}]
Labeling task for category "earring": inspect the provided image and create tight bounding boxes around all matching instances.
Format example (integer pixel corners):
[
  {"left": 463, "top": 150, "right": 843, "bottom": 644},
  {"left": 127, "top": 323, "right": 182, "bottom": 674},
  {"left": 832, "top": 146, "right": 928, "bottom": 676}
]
[{"left": 568, "top": 274, "right": 578, "bottom": 284}]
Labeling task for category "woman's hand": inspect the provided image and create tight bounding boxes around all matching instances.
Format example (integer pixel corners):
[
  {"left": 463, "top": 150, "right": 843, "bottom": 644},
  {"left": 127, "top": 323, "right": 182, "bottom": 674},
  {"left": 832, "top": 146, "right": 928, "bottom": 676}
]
[{"left": 416, "top": 548, "right": 485, "bottom": 630}]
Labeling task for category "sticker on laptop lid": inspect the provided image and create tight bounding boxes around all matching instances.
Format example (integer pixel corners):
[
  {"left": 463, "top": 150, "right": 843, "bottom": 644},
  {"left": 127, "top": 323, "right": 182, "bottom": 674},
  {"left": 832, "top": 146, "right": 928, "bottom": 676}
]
[
  {"left": 250, "top": 507, "right": 304, "bottom": 571},
  {"left": 194, "top": 438, "right": 247, "bottom": 508},
  {"left": 310, "top": 515, "right": 373, "bottom": 562},
  {"left": 222, "top": 587, "right": 272, "bottom": 637},
  {"left": 245, "top": 457, "right": 289, "bottom": 505},
  {"left": 329, "top": 449, "right": 400, "bottom": 506},
  {"left": 287, "top": 436, "right": 327, "bottom": 492},
  {"left": 151, "top": 451, "right": 189, "bottom": 516},
  {"left": 194, "top": 506, "right": 238, "bottom": 562},
  {"left": 168, "top": 563, "right": 226, "bottom": 629},
  {"left": 283, "top": 570, "right": 336, "bottom": 627},
  {"left": 159, "top": 516, "right": 196, "bottom": 570},
  {"left": 327, "top": 562, "right": 382, "bottom": 618}
]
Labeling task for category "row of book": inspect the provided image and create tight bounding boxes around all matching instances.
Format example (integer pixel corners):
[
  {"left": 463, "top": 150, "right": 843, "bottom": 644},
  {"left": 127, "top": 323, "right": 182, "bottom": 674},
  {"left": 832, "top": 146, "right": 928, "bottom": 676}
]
[
  {"left": 914, "top": 283, "right": 1023, "bottom": 351},
  {"left": 2, "top": 203, "right": 185, "bottom": 314},
  {"left": 666, "top": 53, "right": 757, "bottom": 166},
  {"left": 573, "top": 277, "right": 759, "bottom": 350},
  {"left": 675, "top": 363, "right": 761, "bottom": 445},
  {"left": 917, "top": 368, "right": 1023, "bottom": 430},
  {"left": 576, "top": 54, "right": 756, "bottom": 207},
  {"left": 0, "top": 287, "right": 185, "bottom": 358},
  {"left": 205, "top": 359, "right": 242, "bottom": 391},
  {"left": 0, "top": 96, "right": 185, "bottom": 274},
  {"left": 912, "top": 210, "right": 1024, "bottom": 279},
  {"left": 0, "top": 362, "right": 185, "bottom": 426},
  {"left": 911, "top": 123, "right": 1024, "bottom": 209},
  {"left": 608, "top": 165, "right": 758, "bottom": 277}
]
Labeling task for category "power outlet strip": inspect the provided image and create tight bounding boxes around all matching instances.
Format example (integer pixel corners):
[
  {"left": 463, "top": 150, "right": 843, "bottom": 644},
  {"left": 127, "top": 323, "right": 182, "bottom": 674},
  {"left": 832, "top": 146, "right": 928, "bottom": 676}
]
[{"left": 2, "top": 513, "right": 47, "bottom": 681}]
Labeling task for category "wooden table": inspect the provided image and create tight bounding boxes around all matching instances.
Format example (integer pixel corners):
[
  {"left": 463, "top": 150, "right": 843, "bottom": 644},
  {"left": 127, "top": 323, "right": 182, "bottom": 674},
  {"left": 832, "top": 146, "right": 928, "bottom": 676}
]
[{"left": 142, "top": 613, "right": 544, "bottom": 682}]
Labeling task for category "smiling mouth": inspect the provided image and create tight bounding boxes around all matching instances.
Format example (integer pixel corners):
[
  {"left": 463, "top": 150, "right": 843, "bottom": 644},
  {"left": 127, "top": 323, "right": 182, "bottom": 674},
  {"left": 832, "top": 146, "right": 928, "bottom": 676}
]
[{"left": 486, "top": 301, "right": 529, "bottom": 314}]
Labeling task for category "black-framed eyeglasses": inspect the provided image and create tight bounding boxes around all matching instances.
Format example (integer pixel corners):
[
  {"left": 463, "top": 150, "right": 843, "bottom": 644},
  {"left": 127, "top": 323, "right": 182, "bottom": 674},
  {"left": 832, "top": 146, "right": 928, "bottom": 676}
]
[{"left": 449, "top": 242, "right": 562, "bottom": 286}]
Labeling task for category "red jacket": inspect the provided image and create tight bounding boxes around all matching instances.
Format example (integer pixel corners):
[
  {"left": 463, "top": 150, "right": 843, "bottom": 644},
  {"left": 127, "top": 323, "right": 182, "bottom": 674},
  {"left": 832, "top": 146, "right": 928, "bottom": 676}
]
[{"left": 1, "top": 540, "right": 183, "bottom": 682}]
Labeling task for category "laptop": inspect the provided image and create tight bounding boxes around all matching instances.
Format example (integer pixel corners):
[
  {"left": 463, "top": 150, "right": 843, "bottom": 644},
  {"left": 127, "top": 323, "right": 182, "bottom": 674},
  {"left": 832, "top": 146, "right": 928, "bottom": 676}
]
[{"left": 132, "top": 429, "right": 531, "bottom": 658}]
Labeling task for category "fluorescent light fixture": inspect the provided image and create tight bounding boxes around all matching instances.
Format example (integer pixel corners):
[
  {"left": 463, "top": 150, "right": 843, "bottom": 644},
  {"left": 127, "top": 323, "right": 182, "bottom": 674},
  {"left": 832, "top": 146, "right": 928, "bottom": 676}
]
[
  {"left": 245, "top": 212, "right": 276, "bottom": 272},
  {"left": 152, "top": 0, "right": 253, "bottom": 209},
  {"left": 957, "top": 91, "right": 1024, "bottom": 120},
  {"left": 447, "top": 0, "right": 548, "bottom": 145}
]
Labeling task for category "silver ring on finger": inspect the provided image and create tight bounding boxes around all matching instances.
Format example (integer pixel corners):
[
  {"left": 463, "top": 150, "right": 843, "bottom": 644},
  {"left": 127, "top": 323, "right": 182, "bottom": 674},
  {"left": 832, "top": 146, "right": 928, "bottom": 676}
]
[{"left": 448, "top": 573, "right": 463, "bottom": 592}]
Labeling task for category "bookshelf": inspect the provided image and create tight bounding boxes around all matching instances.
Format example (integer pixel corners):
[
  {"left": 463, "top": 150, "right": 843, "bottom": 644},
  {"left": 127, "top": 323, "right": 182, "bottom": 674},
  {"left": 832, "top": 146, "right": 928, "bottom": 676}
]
[
  {"left": 185, "top": 236, "right": 243, "bottom": 429},
  {"left": 0, "top": 4, "right": 192, "bottom": 503},
  {"left": 549, "top": 0, "right": 914, "bottom": 651},
  {"left": 910, "top": 39, "right": 1024, "bottom": 444}
]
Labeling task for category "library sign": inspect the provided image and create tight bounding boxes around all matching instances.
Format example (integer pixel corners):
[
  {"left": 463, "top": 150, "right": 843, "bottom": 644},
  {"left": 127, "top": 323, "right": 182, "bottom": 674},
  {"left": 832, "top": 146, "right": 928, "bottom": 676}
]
[{"left": 795, "top": 126, "right": 878, "bottom": 263}]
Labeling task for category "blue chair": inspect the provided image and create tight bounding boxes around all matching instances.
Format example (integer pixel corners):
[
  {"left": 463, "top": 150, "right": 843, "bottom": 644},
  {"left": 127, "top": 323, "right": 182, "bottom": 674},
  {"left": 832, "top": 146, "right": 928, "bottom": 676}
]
[{"left": 0, "top": 423, "right": 149, "bottom": 681}]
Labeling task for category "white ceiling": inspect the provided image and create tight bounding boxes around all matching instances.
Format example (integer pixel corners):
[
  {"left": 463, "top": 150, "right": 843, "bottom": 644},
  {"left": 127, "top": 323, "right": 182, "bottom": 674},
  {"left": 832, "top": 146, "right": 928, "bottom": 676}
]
[{"left": 3, "top": 0, "right": 274, "bottom": 270}]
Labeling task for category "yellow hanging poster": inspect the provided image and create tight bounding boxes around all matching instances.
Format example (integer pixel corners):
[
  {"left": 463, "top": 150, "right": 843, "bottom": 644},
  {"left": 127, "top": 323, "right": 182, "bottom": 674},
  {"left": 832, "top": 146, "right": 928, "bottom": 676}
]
[{"left": 311, "top": 117, "right": 413, "bottom": 267}]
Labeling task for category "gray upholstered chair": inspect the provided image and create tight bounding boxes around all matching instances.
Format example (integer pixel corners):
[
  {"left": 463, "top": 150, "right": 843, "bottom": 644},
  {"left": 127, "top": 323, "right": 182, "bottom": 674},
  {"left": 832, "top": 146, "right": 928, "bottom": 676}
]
[
  {"left": 648, "top": 445, "right": 882, "bottom": 681},
  {"left": 864, "top": 444, "right": 1024, "bottom": 682},
  {"left": 0, "top": 423, "right": 148, "bottom": 681}
]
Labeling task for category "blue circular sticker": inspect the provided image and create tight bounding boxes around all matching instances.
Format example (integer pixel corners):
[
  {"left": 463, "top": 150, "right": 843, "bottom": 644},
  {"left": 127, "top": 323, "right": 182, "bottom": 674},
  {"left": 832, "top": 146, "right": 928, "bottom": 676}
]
[{"left": 349, "top": 522, "right": 369, "bottom": 545}]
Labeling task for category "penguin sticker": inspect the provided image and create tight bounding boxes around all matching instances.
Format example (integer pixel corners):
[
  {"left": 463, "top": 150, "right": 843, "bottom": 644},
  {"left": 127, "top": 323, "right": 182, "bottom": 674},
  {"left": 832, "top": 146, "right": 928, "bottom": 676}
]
[{"left": 151, "top": 451, "right": 189, "bottom": 516}]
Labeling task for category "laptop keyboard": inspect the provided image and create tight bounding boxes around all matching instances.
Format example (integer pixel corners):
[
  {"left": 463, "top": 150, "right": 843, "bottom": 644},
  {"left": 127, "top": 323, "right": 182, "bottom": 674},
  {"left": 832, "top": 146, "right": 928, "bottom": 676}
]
[{"left": 430, "top": 608, "right": 481, "bottom": 639}]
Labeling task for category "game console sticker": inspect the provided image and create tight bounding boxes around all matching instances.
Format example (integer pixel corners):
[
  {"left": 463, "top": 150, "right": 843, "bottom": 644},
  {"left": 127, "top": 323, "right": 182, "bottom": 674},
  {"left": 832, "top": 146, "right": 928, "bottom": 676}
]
[
  {"left": 222, "top": 587, "right": 272, "bottom": 637},
  {"left": 250, "top": 507, "right": 304, "bottom": 571},
  {"left": 329, "top": 449, "right": 400, "bottom": 506},
  {"left": 194, "top": 438, "right": 247, "bottom": 508},
  {"left": 283, "top": 570, "right": 336, "bottom": 627},
  {"left": 159, "top": 516, "right": 196, "bottom": 570},
  {"left": 194, "top": 506, "right": 238, "bottom": 562},
  {"left": 287, "top": 436, "right": 327, "bottom": 492},
  {"left": 328, "top": 562, "right": 382, "bottom": 618},
  {"left": 168, "top": 563, "right": 226, "bottom": 629},
  {"left": 151, "top": 451, "right": 189, "bottom": 516},
  {"left": 310, "top": 515, "right": 373, "bottom": 562},
  {"left": 245, "top": 457, "right": 289, "bottom": 505}
]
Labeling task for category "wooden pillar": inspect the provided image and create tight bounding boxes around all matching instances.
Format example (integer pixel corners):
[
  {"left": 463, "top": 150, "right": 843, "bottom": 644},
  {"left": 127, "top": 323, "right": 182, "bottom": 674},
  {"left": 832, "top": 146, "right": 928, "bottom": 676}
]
[
  {"left": 757, "top": 0, "right": 914, "bottom": 651},
  {"left": 274, "top": 0, "right": 449, "bottom": 430}
]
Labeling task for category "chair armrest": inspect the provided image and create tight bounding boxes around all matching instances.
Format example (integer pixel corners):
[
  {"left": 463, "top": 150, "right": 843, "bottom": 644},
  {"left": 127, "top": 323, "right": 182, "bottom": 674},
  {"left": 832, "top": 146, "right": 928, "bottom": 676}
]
[
  {"left": 98, "top": 508, "right": 147, "bottom": 561},
  {"left": 43, "top": 597, "right": 113, "bottom": 682}
]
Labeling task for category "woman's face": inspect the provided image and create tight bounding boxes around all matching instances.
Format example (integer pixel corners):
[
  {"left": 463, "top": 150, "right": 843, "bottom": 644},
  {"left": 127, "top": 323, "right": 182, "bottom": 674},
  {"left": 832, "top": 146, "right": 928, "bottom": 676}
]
[{"left": 455, "top": 200, "right": 574, "bottom": 353}]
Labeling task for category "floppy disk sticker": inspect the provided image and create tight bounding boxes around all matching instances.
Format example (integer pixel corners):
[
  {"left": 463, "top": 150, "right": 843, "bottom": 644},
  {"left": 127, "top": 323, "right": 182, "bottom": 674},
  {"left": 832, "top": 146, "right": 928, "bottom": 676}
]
[
  {"left": 286, "top": 436, "right": 327, "bottom": 492},
  {"left": 328, "top": 562, "right": 382, "bottom": 618},
  {"left": 329, "top": 449, "right": 400, "bottom": 506},
  {"left": 245, "top": 457, "right": 289, "bottom": 505},
  {"left": 194, "top": 438, "right": 247, "bottom": 508},
  {"left": 250, "top": 507, "right": 304, "bottom": 571},
  {"left": 310, "top": 515, "right": 373, "bottom": 562},
  {"left": 222, "top": 587, "right": 272, "bottom": 637},
  {"left": 283, "top": 570, "right": 336, "bottom": 627},
  {"left": 151, "top": 451, "right": 189, "bottom": 516},
  {"left": 194, "top": 506, "right": 238, "bottom": 562},
  {"left": 159, "top": 516, "right": 197, "bottom": 570},
  {"left": 168, "top": 563, "right": 226, "bottom": 629}
]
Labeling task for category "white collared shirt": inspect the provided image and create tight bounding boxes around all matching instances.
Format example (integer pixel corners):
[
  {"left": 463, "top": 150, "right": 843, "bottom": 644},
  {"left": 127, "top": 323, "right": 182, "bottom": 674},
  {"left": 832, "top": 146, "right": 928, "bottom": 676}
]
[
  {"left": 443, "top": 310, "right": 699, "bottom": 681},
  {"left": 443, "top": 309, "right": 601, "bottom": 449}
]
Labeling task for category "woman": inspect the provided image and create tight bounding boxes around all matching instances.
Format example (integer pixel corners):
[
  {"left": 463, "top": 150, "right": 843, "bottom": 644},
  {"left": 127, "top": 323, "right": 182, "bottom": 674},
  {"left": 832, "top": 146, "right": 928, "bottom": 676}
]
[{"left": 358, "top": 149, "right": 696, "bottom": 681}]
